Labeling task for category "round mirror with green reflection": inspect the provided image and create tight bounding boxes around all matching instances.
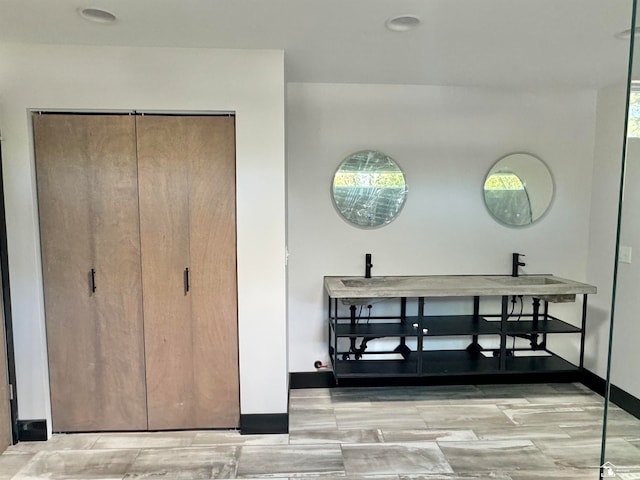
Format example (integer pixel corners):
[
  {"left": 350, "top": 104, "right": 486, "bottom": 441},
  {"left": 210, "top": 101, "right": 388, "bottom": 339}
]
[
  {"left": 331, "top": 150, "right": 408, "bottom": 228},
  {"left": 483, "top": 153, "right": 554, "bottom": 227}
]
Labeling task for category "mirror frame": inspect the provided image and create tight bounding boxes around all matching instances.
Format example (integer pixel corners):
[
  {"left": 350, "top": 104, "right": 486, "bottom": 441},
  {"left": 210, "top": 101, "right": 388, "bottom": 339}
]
[
  {"left": 483, "top": 152, "right": 555, "bottom": 227},
  {"left": 331, "top": 149, "right": 408, "bottom": 229}
]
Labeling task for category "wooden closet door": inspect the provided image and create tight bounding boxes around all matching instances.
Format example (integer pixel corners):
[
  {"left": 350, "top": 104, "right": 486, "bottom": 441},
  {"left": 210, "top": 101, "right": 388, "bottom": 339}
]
[
  {"left": 137, "top": 115, "right": 239, "bottom": 429},
  {"left": 188, "top": 116, "right": 239, "bottom": 428},
  {"left": 136, "top": 116, "right": 193, "bottom": 429},
  {"left": 34, "top": 114, "right": 147, "bottom": 431}
]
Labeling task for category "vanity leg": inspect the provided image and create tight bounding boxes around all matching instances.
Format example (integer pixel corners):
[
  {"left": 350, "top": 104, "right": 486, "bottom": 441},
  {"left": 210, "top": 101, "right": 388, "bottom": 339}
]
[
  {"left": 417, "top": 297, "right": 425, "bottom": 375},
  {"left": 472, "top": 296, "right": 480, "bottom": 345},
  {"left": 328, "top": 295, "right": 332, "bottom": 362},
  {"left": 530, "top": 298, "right": 540, "bottom": 349},
  {"left": 579, "top": 294, "right": 588, "bottom": 369},
  {"left": 466, "top": 296, "right": 483, "bottom": 355},
  {"left": 393, "top": 297, "right": 411, "bottom": 359},
  {"left": 349, "top": 304, "right": 357, "bottom": 358},
  {"left": 499, "top": 296, "right": 508, "bottom": 370},
  {"left": 542, "top": 300, "right": 549, "bottom": 350},
  {"left": 399, "top": 297, "right": 407, "bottom": 350},
  {"left": 394, "top": 298, "right": 410, "bottom": 359},
  {"left": 329, "top": 296, "right": 337, "bottom": 369}
]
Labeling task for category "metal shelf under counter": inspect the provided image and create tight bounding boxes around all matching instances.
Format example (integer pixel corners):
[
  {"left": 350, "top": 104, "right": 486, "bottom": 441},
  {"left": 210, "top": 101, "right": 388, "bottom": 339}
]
[
  {"left": 326, "top": 274, "right": 595, "bottom": 385},
  {"left": 331, "top": 350, "right": 579, "bottom": 379}
]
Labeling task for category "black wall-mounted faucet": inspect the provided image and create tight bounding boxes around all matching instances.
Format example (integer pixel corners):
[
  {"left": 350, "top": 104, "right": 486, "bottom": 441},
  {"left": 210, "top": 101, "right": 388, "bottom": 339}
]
[
  {"left": 512, "top": 252, "right": 526, "bottom": 277},
  {"left": 365, "top": 253, "right": 373, "bottom": 278}
]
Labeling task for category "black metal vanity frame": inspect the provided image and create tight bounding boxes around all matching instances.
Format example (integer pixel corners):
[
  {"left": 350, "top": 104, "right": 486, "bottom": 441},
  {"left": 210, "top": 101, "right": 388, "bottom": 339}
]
[{"left": 327, "top": 293, "right": 588, "bottom": 383}]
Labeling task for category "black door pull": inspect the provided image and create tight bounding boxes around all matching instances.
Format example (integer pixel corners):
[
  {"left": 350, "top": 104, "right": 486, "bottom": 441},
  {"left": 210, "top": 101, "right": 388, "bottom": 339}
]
[
  {"left": 184, "top": 267, "right": 190, "bottom": 294},
  {"left": 90, "top": 268, "right": 96, "bottom": 293}
]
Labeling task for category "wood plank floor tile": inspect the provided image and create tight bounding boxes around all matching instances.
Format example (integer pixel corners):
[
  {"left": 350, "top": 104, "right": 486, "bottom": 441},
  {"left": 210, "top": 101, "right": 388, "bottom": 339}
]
[
  {"left": 341, "top": 442, "right": 453, "bottom": 475},
  {"left": 236, "top": 445, "right": 344, "bottom": 477},
  {"left": 93, "top": 432, "right": 195, "bottom": 450},
  {"left": 0, "top": 453, "right": 36, "bottom": 480},
  {"left": 500, "top": 404, "right": 594, "bottom": 427},
  {"left": 192, "top": 431, "right": 289, "bottom": 446},
  {"left": 289, "top": 408, "right": 338, "bottom": 432},
  {"left": 473, "top": 424, "right": 571, "bottom": 441},
  {"left": 289, "top": 428, "right": 382, "bottom": 444},
  {"left": 437, "top": 440, "right": 556, "bottom": 473},
  {"left": 8, "top": 434, "right": 99, "bottom": 452},
  {"left": 124, "top": 446, "right": 239, "bottom": 479},
  {"left": 335, "top": 406, "right": 426, "bottom": 430},
  {"left": 400, "top": 475, "right": 512, "bottom": 479},
  {"left": 416, "top": 404, "right": 513, "bottom": 428},
  {"left": 380, "top": 430, "right": 478, "bottom": 442},
  {"left": 13, "top": 449, "right": 139, "bottom": 480},
  {"left": 506, "top": 468, "right": 598, "bottom": 479}
]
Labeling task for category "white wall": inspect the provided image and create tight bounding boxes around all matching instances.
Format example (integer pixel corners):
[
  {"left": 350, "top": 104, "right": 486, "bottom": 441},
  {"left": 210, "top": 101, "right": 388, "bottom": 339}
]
[
  {"left": 287, "top": 82, "right": 598, "bottom": 372},
  {"left": 610, "top": 138, "right": 640, "bottom": 399},
  {"left": 603, "top": 40, "right": 640, "bottom": 401},
  {"left": 0, "top": 43, "right": 288, "bottom": 432},
  {"left": 586, "top": 83, "right": 627, "bottom": 379}
]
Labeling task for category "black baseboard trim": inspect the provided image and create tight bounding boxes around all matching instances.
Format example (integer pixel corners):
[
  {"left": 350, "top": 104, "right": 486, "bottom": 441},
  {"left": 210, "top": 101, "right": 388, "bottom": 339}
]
[
  {"left": 290, "top": 371, "right": 335, "bottom": 389},
  {"left": 17, "top": 420, "right": 47, "bottom": 442},
  {"left": 581, "top": 368, "right": 607, "bottom": 397},
  {"left": 610, "top": 385, "right": 640, "bottom": 420},
  {"left": 289, "top": 371, "right": 581, "bottom": 388},
  {"left": 582, "top": 369, "right": 640, "bottom": 421},
  {"left": 240, "top": 414, "right": 288, "bottom": 435},
  {"left": 335, "top": 371, "right": 582, "bottom": 387}
]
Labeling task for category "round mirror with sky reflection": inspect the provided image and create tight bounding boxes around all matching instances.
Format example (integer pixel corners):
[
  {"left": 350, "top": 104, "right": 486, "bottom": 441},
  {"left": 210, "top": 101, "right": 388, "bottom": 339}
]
[
  {"left": 331, "top": 150, "right": 408, "bottom": 228},
  {"left": 483, "top": 152, "right": 554, "bottom": 227}
]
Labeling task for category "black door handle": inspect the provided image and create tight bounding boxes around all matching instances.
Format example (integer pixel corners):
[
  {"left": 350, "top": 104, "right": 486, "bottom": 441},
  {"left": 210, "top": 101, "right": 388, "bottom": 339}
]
[
  {"left": 90, "top": 268, "right": 96, "bottom": 293},
  {"left": 184, "top": 267, "right": 190, "bottom": 294}
]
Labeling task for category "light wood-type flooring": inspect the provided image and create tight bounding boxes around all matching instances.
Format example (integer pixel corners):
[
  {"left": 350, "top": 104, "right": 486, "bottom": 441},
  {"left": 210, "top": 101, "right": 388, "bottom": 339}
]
[{"left": 1, "top": 383, "right": 639, "bottom": 479}]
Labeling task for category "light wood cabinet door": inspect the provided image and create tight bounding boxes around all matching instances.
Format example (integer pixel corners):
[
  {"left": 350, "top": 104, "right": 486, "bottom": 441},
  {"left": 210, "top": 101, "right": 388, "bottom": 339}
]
[
  {"left": 188, "top": 116, "right": 239, "bottom": 428},
  {"left": 137, "top": 116, "right": 193, "bottom": 429},
  {"left": 137, "top": 115, "right": 239, "bottom": 429},
  {"left": 34, "top": 114, "right": 147, "bottom": 431}
]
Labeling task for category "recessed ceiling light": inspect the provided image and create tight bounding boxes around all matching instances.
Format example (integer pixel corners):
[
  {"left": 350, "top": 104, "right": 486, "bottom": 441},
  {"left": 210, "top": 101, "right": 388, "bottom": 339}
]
[
  {"left": 385, "top": 15, "right": 421, "bottom": 32},
  {"left": 78, "top": 7, "right": 117, "bottom": 24},
  {"left": 615, "top": 27, "right": 640, "bottom": 40}
]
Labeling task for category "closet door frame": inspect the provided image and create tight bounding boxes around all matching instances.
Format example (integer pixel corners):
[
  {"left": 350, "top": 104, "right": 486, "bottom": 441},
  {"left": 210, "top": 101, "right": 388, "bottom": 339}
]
[{"left": 33, "top": 110, "right": 240, "bottom": 432}]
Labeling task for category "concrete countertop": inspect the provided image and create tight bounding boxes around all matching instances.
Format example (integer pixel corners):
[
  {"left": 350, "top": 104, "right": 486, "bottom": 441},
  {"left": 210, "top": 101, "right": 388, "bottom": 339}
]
[{"left": 324, "top": 274, "right": 597, "bottom": 300}]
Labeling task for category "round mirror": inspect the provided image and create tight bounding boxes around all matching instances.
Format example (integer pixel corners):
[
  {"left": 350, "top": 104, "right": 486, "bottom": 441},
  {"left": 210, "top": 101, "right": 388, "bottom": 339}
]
[
  {"left": 331, "top": 150, "right": 408, "bottom": 228},
  {"left": 483, "top": 153, "right": 554, "bottom": 226}
]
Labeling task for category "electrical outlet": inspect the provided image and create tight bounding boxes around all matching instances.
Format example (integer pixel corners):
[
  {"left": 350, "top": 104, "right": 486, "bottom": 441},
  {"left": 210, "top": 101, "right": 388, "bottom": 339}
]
[{"left": 619, "top": 245, "right": 632, "bottom": 264}]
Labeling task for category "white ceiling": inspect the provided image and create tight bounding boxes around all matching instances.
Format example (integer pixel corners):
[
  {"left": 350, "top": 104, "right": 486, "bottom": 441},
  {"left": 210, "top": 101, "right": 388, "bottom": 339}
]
[{"left": 0, "top": 0, "right": 634, "bottom": 88}]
